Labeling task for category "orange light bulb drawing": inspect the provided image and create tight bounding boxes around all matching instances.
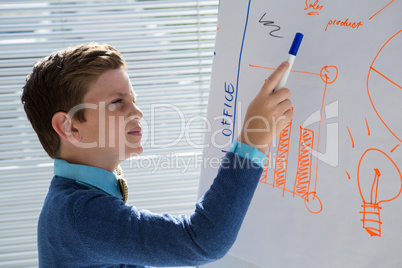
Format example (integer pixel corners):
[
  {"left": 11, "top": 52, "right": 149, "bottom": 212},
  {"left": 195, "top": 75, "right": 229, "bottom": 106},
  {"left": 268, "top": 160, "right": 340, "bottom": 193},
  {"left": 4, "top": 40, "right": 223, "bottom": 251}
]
[{"left": 357, "top": 148, "right": 402, "bottom": 237}]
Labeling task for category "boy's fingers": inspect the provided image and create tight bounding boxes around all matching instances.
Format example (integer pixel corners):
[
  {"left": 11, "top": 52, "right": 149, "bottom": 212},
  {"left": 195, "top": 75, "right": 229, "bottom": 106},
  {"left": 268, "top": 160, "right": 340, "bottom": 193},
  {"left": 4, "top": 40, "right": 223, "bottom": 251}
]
[
  {"left": 282, "top": 107, "right": 294, "bottom": 123},
  {"left": 261, "top": 61, "right": 289, "bottom": 94},
  {"left": 276, "top": 107, "right": 294, "bottom": 131},
  {"left": 277, "top": 98, "right": 293, "bottom": 115},
  {"left": 270, "top": 87, "right": 291, "bottom": 104}
]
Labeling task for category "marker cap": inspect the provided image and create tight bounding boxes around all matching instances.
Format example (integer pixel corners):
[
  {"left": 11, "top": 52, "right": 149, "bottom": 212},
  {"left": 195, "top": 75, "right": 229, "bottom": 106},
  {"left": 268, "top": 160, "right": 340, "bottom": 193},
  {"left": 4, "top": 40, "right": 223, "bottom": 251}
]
[{"left": 289, "top": 32, "right": 304, "bottom": 56}]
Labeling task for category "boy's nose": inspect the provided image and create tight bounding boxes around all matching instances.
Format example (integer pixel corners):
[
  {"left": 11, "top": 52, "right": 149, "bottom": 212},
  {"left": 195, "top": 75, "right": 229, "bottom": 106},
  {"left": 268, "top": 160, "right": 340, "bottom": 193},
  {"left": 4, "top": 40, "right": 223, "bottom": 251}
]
[{"left": 129, "top": 102, "right": 143, "bottom": 121}]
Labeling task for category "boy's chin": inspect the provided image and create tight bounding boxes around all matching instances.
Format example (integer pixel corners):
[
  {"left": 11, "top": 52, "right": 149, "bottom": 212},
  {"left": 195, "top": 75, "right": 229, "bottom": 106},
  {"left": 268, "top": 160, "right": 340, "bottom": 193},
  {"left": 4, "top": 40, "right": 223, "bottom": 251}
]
[{"left": 126, "top": 146, "right": 143, "bottom": 158}]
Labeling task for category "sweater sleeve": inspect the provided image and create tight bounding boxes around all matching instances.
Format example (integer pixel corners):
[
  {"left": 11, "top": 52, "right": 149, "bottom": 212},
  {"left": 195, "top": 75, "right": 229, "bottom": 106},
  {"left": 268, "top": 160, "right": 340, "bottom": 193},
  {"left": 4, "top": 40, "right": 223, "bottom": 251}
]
[
  {"left": 74, "top": 151, "right": 263, "bottom": 267},
  {"left": 228, "top": 140, "right": 268, "bottom": 168}
]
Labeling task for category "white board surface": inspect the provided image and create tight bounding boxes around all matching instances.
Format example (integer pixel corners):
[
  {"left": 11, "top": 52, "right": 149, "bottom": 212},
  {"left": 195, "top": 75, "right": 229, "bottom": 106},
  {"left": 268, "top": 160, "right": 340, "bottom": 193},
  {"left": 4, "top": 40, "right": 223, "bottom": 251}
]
[{"left": 198, "top": 0, "right": 402, "bottom": 267}]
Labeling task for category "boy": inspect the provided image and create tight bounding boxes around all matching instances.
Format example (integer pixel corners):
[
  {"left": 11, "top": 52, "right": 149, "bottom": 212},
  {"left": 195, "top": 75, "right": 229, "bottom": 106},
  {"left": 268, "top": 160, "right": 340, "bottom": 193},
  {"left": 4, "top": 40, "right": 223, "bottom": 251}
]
[{"left": 22, "top": 42, "right": 292, "bottom": 267}]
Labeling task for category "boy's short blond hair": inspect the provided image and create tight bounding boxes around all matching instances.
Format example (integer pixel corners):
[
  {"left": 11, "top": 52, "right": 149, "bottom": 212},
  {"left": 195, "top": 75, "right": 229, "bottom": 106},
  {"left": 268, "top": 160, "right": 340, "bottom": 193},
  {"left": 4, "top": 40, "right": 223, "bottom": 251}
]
[{"left": 21, "top": 42, "right": 126, "bottom": 158}]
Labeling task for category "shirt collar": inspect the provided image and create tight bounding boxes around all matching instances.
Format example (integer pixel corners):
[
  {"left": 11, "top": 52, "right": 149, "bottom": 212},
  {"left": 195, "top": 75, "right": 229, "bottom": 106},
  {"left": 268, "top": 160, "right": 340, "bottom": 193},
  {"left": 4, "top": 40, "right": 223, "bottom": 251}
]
[{"left": 54, "top": 158, "right": 123, "bottom": 199}]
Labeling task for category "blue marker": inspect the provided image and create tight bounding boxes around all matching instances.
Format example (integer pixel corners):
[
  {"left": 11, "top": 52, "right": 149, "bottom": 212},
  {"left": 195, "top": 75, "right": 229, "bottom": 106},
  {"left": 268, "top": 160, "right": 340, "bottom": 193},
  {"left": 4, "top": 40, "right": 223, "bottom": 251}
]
[{"left": 275, "top": 32, "right": 304, "bottom": 91}]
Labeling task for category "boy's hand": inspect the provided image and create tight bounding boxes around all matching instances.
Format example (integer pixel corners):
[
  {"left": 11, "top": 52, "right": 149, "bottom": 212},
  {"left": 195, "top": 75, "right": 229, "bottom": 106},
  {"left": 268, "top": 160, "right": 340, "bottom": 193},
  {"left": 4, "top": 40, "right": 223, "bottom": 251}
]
[{"left": 237, "top": 61, "right": 293, "bottom": 153}]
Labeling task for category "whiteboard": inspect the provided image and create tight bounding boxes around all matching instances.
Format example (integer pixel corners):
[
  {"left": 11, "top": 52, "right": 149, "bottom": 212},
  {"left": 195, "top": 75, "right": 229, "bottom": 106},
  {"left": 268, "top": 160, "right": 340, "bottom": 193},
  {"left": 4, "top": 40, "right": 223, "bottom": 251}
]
[{"left": 198, "top": 0, "right": 402, "bottom": 267}]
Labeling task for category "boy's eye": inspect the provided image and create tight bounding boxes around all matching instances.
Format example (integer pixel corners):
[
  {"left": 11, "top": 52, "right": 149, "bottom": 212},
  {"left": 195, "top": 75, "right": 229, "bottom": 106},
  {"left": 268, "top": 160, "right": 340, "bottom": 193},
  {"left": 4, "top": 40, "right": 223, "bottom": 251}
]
[
  {"left": 112, "top": 98, "right": 123, "bottom": 104},
  {"left": 108, "top": 98, "right": 123, "bottom": 111}
]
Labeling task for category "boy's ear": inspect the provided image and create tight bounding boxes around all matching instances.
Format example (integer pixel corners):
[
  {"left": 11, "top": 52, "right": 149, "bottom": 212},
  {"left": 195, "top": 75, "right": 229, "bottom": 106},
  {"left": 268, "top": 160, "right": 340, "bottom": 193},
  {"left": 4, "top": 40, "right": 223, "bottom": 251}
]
[{"left": 51, "top": 112, "right": 82, "bottom": 143}]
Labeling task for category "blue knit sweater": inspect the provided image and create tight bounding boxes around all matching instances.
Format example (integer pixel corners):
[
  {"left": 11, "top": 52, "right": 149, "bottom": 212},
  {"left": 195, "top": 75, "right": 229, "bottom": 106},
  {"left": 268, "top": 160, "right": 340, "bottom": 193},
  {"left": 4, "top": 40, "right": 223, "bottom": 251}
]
[{"left": 38, "top": 146, "right": 264, "bottom": 267}]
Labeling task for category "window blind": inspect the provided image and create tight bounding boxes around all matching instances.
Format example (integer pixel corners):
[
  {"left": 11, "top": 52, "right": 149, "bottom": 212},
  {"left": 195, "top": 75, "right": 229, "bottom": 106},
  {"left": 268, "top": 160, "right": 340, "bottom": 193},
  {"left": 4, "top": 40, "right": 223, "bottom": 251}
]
[{"left": 0, "top": 1, "right": 218, "bottom": 267}]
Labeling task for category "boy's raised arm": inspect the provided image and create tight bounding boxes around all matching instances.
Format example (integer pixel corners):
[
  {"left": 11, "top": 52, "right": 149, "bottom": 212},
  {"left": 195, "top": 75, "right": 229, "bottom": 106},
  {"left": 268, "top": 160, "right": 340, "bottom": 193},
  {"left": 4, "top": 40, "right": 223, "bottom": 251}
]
[{"left": 238, "top": 61, "right": 293, "bottom": 153}]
